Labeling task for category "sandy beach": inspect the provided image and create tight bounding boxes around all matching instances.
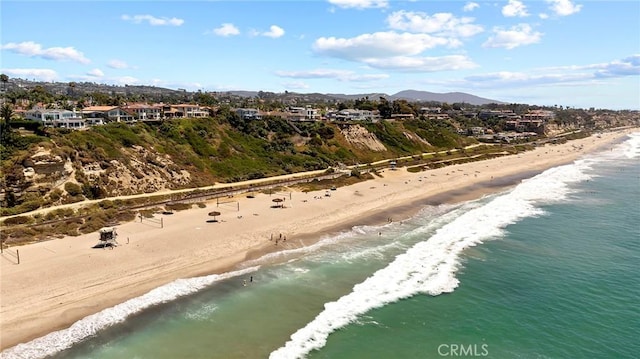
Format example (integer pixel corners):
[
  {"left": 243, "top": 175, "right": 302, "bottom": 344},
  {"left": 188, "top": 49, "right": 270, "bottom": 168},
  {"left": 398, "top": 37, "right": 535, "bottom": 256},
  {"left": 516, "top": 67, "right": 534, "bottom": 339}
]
[{"left": 0, "top": 129, "right": 635, "bottom": 350}]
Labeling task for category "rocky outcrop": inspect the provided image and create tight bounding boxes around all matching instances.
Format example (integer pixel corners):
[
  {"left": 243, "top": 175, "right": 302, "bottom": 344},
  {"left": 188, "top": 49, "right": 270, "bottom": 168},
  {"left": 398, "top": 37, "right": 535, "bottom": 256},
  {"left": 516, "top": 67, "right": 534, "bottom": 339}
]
[
  {"left": 98, "top": 145, "right": 191, "bottom": 195},
  {"left": 340, "top": 125, "right": 387, "bottom": 152},
  {"left": 1, "top": 145, "right": 193, "bottom": 208}
]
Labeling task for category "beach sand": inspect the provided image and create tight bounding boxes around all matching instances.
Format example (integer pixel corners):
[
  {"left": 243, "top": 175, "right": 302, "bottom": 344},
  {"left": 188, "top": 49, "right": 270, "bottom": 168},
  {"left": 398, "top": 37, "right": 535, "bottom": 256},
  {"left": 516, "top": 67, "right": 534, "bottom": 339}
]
[{"left": 0, "top": 129, "right": 635, "bottom": 350}]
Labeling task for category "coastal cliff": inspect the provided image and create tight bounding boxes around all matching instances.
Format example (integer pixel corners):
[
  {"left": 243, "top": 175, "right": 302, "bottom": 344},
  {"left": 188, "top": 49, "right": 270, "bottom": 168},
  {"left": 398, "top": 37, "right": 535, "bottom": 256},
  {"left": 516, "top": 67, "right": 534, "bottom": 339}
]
[{"left": 0, "top": 115, "right": 470, "bottom": 217}]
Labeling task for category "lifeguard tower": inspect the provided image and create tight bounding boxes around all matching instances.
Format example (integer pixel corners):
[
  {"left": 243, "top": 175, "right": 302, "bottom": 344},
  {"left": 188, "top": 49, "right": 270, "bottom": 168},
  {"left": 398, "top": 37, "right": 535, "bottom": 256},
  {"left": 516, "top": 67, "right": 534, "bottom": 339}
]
[{"left": 97, "top": 227, "right": 119, "bottom": 248}]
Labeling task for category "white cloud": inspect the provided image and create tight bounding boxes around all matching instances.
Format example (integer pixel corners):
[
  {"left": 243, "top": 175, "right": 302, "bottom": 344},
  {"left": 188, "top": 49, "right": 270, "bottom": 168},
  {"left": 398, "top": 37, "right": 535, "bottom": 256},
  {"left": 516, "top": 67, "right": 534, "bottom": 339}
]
[
  {"left": 283, "top": 81, "right": 310, "bottom": 90},
  {"left": 502, "top": 0, "right": 529, "bottom": 17},
  {"left": 1, "top": 41, "right": 90, "bottom": 64},
  {"left": 121, "top": 14, "right": 184, "bottom": 26},
  {"left": 458, "top": 55, "right": 639, "bottom": 89},
  {"left": 313, "top": 32, "right": 457, "bottom": 61},
  {"left": 463, "top": 2, "right": 479, "bottom": 12},
  {"left": 107, "top": 59, "right": 130, "bottom": 69},
  {"left": 112, "top": 76, "right": 140, "bottom": 85},
  {"left": 386, "top": 10, "right": 483, "bottom": 38},
  {"left": 592, "top": 55, "right": 640, "bottom": 77},
  {"left": 213, "top": 23, "right": 240, "bottom": 37},
  {"left": 262, "top": 25, "right": 285, "bottom": 38},
  {"left": 276, "top": 68, "right": 352, "bottom": 79},
  {"left": 328, "top": 0, "right": 388, "bottom": 9},
  {"left": 546, "top": 0, "right": 582, "bottom": 16},
  {"left": 275, "top": 68, "right": 389, "bottom": 82},
  {"left": 363, "top": 55, "right": 478, "bottom": 72},
  {"left": 0, "top": 68, "right": 58, "bottom": 82},
  {"left": 539, "top": 13, "right": 550, "bottom": 19},
  {"left": 482, "top": 24, "right": 542, "bottom": 49},
  {"left": 86, "top": 68, "right": 104, "bottom": 77}
]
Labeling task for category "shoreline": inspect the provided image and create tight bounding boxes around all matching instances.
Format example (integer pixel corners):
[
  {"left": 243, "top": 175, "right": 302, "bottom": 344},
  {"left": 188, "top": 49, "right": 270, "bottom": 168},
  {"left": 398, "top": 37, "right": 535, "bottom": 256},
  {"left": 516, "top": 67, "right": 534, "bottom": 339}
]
[{"left": 1, "top": 128, "right": 636, "bottom": 351}]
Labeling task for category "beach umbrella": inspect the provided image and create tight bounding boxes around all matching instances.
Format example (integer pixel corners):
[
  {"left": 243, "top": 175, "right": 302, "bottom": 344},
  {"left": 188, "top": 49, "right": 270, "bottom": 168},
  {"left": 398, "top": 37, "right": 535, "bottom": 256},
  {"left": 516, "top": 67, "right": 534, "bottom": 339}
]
[
  {"left": 272, "top": 198, "right": 284, "bottom": 208},
  {"left": 208, "top": 211, "right": 221, "bottom": 221}
]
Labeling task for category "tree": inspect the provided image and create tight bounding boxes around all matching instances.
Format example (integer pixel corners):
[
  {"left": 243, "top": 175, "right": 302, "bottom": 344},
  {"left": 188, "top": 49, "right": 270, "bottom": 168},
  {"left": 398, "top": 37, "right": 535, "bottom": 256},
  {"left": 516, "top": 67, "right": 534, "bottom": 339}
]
[
  {"left": 1, "top": 103, "right": 13, "bottom": 124},
  {"left": 0, "top": 73, "right": 8, "bottom": 94},
  {"left": 67, "top": 81, "right": 77, "bottom": 98},
  {"left": 377, "top": 97, "right": 392, "bottom": 119}
]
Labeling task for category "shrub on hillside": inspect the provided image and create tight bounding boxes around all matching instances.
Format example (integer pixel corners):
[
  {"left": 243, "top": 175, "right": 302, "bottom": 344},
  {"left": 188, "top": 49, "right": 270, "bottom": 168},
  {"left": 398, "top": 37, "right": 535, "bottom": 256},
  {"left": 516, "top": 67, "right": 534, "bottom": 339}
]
[{"left": 64, "top": 182, "right": 82, "bottom": 196}]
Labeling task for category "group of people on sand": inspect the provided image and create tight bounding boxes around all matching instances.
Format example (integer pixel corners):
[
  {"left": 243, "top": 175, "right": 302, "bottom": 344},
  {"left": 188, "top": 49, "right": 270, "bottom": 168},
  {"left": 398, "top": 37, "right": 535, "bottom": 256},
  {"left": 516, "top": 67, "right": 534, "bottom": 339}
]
[{"left": 270, "top": 233, "right": 287, "bottom": 245}]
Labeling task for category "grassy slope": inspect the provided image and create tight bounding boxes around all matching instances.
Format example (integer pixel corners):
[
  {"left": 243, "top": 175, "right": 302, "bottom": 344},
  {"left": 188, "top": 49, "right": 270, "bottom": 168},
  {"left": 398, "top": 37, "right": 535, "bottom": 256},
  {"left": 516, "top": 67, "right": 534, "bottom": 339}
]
[{"left": 1, "top": 115, "right": 470, "bottom": 216}]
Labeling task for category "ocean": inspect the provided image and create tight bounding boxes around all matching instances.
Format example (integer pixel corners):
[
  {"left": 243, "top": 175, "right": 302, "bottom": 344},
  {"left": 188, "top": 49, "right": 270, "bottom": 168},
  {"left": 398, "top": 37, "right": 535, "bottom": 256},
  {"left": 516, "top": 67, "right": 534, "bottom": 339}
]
[{"left": 3, "top": 132, "right": 639, "bottom": 359}]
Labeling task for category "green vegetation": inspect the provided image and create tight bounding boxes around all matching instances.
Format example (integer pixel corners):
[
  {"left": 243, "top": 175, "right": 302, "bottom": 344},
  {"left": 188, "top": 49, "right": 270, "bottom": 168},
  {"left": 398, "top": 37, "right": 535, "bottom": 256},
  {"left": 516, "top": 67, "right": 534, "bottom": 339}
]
[{"left": 2, "top": 88, "right": 630, "bottom": 245}]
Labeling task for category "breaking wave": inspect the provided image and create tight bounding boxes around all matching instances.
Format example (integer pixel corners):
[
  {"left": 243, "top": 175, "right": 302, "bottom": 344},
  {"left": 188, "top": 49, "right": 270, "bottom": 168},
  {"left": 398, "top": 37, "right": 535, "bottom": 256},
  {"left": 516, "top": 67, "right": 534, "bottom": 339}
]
[
  {"left": 270, "top": 157, "right": 600, "bottom": 359},
  {"left": 1, "top": 266, "right": 259, "bottom": 359}
]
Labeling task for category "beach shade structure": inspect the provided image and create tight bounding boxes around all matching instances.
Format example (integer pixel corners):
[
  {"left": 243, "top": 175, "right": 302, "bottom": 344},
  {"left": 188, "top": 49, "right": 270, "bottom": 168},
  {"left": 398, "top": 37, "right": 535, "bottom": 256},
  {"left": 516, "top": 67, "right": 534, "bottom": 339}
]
[
  {"left": 208, "top": 211, "right": 221, "bottom": 222},
  {"left": 271, "top": 198, "right": 284, "bottom": 208}
]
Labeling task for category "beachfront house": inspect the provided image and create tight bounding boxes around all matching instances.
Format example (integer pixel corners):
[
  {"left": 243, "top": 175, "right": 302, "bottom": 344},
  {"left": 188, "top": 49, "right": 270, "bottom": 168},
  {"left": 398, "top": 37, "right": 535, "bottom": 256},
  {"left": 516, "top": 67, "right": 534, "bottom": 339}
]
[
  {"left": 173, "top": 104, "right": 210, "bottom": 118},
  {"left": 24, "top": 107, "right": 85, "bottom": 128},
  {"left": 327, "top": 109, "right": 379, "bottom": 122},
  {"left": 122, "top": 103, "right": 163, "bottom": 122},
  {"left": 236, "top": 108, "right": 262, "bottom": 120},
  {"left": 287, "top": 106, "right": 320, "bottom": 122},
  {"left": 82, "top": 106, "right": 135, "bottom": 123}
]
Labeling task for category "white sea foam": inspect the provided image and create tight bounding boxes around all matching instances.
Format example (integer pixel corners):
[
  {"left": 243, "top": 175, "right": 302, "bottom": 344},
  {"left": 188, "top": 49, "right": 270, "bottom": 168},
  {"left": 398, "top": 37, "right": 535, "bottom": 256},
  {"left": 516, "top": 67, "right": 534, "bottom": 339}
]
[
  {"left": 270, "top": 161, "right": 596, "bottom": 359},
  {"left": 185, "top": 303, "right": 219, "bottom": 322},
  {"left": 0, "top": 266, "right": 259, "bottom": 359},
  {"left": 621, "top": 132, "right": 640, "bottom": 159}
]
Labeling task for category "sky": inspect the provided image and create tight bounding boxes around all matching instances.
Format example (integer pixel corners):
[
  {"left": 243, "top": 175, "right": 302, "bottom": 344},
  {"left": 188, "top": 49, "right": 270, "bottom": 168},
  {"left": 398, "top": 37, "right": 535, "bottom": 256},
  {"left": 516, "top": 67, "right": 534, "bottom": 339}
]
[{"left": 1, "top": 0, "right": 639, "bottom": 109}]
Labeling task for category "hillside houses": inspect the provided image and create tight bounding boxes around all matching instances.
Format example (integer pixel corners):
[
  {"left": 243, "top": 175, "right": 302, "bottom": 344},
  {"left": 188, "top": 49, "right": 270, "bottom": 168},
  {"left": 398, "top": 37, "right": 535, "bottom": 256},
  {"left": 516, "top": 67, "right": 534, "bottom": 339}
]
[
  {"left": 13, "top": 89, "right": 609, "bottom": 141},
  {"left": 24, "top": 108, "right": 86, "bottom": 129},
  {"left": 326, "top": 109, "right": 380, "bottom": 122}
]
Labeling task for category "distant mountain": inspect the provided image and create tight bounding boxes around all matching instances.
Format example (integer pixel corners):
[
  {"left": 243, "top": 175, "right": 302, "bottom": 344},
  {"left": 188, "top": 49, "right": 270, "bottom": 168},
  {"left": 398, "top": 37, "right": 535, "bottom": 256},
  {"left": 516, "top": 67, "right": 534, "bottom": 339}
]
[
  {"left": 260, "top": 90, "right": 504, "bottom": 105},
  {"left": 323, "top": 92, "right": 389, "bottom": 101},
  {"left": 5, "top": 78, "right": 503, "bottom": 105},
  {"left": 390, "top": 90, "right": 504, "bottom": 105}
]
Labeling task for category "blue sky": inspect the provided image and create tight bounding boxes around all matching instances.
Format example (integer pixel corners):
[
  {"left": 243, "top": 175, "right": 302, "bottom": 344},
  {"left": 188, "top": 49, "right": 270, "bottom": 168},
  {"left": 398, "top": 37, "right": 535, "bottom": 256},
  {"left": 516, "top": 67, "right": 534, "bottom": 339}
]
[{"left": 2, "top": 0, "right": 639, "bottom": 109}]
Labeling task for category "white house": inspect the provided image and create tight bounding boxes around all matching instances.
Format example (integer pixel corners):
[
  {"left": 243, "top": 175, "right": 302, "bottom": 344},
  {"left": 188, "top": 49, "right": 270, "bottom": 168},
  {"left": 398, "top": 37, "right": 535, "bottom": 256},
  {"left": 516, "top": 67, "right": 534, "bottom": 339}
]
[
  {"left": 82, "top": 106, "right": 135, "bottom": 122},
  {"left": 24, "top": 108, "right": 81, "bottom": 127},
  {"left": 287, "top": 106, "right": 320, "bottom": 121},
  {"left": 122, "top": 104, "right": 163, "bottom": 121},
  {"left": 173, "top": 104, "right": 209, "bottom": 118},
  {"left": 328, "top": 109, "right": 379, "bottom": 122},
  {"left": 53, "top": 117, "right": 87, "bottom": 129}
]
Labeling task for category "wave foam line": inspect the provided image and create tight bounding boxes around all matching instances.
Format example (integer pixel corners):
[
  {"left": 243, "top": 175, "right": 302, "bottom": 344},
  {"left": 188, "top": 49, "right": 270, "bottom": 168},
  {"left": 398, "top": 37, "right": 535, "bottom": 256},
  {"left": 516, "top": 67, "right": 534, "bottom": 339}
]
[
  {"left": 621, "top": 132, "right": 640, "bottom": 159},
  {"left": 270, "top": 161, "right": 594, "bottom": 359},
  {"left": 1, "top": 266, "right": 259, "bottom": 359}
]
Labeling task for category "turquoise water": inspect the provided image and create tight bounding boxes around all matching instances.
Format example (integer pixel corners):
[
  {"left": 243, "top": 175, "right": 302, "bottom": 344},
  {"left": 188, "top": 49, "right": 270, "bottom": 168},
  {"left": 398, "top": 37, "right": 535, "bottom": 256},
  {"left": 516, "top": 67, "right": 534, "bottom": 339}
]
[{"left": 3, "top": 133, "right": 638, "bottom": 359}]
